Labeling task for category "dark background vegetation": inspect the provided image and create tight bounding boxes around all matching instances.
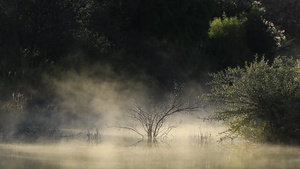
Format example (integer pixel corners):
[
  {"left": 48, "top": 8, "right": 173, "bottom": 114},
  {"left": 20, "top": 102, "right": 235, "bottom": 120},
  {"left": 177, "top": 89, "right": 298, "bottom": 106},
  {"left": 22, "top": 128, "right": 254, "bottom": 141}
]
[{"left": 0, "top": 0, "right": 299, "bottom": 143}]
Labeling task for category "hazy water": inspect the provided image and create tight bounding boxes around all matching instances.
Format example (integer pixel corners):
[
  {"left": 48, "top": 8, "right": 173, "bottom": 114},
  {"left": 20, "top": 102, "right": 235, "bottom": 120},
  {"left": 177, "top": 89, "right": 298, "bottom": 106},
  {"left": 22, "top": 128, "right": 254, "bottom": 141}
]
[{"left": 1, "top": 139, "right": 300, "bottom": 169}]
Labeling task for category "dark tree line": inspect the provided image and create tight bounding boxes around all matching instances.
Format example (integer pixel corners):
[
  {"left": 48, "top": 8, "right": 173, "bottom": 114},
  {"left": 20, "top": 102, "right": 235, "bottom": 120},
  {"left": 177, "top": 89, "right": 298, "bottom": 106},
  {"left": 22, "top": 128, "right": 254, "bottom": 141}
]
[{"left": 1, "top": 0, "right": 299, "bottom": 89}]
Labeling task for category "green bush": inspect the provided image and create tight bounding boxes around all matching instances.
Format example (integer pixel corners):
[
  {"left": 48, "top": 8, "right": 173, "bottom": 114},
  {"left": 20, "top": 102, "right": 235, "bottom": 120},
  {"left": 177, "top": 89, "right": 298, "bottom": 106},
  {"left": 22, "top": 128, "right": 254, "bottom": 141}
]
[
  {"left": 206, "top": 1, "right": 286, "bottom": 70},
  {"left": 207, "top": 13, "right": 248, "bottom": 69},
  {"left": 208, "top": 13, "right": 246, "bottom": 39},
  {"left": 207, "top": 56, "right": 300, "bottom": 143}
]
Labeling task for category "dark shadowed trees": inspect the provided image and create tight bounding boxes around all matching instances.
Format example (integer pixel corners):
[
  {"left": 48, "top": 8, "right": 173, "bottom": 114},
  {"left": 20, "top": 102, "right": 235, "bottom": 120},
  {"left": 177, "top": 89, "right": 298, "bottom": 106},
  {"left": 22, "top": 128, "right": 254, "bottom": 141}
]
[
  {"left": 206, "top": 1, "right": 286, "bottom": 71},
  {"left": 261, "top": 0, "right": 300, "bottom": 41},
  {"left": 90, "top": 0, "right": 215, "bottom": 86},
  {"left": 0, "top": 0, "right": 99, "bottom": 86}
]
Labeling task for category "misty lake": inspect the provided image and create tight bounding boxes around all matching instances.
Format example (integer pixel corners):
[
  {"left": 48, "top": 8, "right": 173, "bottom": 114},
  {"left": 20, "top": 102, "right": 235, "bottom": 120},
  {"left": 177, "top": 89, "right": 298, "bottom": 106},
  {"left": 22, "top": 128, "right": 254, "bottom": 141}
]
[{"left": 1, "top": 139, "right": 300, "bottom": 169}]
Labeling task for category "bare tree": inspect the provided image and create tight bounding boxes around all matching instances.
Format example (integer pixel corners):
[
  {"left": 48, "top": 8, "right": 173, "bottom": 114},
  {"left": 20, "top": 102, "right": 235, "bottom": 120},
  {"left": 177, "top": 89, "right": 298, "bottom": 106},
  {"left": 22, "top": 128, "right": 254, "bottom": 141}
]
[{"left": 117, "top": 84, "right": 202, "bottom": 144}]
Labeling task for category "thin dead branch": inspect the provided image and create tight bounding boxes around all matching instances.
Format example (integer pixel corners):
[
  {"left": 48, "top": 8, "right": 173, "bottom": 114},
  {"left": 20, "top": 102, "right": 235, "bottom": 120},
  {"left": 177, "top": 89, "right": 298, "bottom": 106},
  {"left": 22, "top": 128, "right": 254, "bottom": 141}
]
[{"left": 117, "top": 85, "right": 203, "bottom": 144}]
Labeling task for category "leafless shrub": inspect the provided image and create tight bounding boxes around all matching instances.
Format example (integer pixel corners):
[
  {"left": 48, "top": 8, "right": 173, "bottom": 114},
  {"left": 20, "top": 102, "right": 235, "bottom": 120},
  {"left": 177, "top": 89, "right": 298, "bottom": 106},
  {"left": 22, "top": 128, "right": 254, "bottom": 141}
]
[
  {"left": 87, "top": 125, "right": 101, "bottom": 143},
  {"left": 115, "top": 84, "right": 203, "bottom": 144}
]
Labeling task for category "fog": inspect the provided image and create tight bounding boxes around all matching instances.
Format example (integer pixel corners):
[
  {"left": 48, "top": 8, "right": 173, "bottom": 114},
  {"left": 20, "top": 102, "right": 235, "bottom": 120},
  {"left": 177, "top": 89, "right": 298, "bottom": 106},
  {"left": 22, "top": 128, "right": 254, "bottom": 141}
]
[
  {"left": 1, "top": 67, "right": 300, "bottom": 169},
  {"left": 1, "top": 0, "right": 300, "bottom": 168},
  {"left": 48, "top": 68, "right": 207, "bottom": 134},
  {"left": 50, "top": 68, "right": 151, "bottom": 129},
  {"left": 1, "top": 138, "right": 300, "bottom": 169}
]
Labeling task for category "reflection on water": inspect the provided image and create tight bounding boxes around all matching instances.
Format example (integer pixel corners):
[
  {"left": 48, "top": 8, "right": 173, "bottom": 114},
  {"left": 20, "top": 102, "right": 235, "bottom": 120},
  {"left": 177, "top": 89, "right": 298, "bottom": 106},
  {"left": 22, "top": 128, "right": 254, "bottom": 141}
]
[{"left": 0, "top": 140, "right": 300, "bottom": 169}]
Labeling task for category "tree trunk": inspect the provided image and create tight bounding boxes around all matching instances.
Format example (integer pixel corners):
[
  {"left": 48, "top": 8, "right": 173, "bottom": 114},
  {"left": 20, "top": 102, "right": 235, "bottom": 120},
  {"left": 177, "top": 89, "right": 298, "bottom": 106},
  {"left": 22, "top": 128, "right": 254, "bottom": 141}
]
[{"left": 147, "top": 128, "right": 153, "bottom": 141}]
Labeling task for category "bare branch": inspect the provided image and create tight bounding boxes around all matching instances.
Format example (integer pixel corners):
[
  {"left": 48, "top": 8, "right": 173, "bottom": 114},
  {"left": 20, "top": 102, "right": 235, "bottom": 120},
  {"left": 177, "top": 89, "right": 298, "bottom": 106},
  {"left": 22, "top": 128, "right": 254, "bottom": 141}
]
[
  {"left": 112, "top": 124, "right": 144, "bottom": 139},
  {"left": 116, "top": 84, "right": 204, "bottom": 144}
]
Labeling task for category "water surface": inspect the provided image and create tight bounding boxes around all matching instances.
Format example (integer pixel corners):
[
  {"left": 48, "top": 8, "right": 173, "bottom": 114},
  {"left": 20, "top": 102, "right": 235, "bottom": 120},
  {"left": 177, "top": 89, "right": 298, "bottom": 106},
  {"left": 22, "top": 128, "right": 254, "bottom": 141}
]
[{"left": 0, "top": 139, "right": 299, "bottom": 169}]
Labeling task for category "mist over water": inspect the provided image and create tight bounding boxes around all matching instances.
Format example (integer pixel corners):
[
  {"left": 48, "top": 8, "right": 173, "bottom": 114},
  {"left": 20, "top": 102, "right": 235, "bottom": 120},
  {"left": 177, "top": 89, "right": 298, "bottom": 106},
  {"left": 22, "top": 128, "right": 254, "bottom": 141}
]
[
  {"left": 2, "top": 67, "right": 300, "bottom": 169},
  {"left": 1, "top": 0, "right": 300, "bottom": 168},
  {"left": 49, "top": 69, "right": 152, "bottom": 129},
  {"left": 1, "top": 136, "right": 300, "bottom": 169},
  {"left": 1, "top": 107, "right": 300, "bottom": 169}
]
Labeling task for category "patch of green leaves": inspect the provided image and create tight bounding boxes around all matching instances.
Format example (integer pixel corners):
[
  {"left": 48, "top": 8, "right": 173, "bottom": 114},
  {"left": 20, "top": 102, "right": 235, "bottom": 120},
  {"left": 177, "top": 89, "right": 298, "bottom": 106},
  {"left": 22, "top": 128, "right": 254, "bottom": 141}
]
[{"left": 207, "top": 56, "right": 300, "bottom": 143}]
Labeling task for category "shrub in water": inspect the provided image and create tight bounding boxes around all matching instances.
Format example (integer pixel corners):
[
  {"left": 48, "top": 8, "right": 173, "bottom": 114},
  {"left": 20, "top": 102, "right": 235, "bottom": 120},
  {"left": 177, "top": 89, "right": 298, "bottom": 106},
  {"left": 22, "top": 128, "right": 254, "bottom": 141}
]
[{"left": 207, "top": 56, "right": 300, "bottom": 143}]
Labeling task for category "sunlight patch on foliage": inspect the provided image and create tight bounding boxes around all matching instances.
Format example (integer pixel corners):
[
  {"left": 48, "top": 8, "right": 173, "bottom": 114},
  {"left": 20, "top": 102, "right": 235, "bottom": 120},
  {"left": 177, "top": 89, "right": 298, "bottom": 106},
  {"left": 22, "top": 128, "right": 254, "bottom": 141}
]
[{"left": 207, "top": 56, "right": 300, "bottom": 143}]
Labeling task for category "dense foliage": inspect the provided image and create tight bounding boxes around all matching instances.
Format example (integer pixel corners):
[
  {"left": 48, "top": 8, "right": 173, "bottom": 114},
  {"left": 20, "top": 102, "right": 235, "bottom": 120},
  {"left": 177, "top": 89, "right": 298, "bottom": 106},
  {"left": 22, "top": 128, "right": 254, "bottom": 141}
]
[
  {"left": 90, "top": 0, "right": 214, "bottom": 85},
  {"left": 206, "top": 2, "right": 286, "bottom": 70},
  {"left": 207, "top": 56, "right": 300, "bottom": 143}
]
